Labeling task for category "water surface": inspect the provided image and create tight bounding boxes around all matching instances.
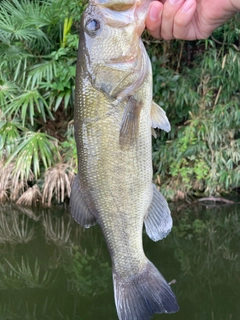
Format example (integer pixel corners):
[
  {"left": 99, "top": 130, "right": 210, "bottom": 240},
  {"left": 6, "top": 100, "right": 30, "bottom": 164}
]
[{"left": 0, "top": 202, "right": 239, "bottom": 320}]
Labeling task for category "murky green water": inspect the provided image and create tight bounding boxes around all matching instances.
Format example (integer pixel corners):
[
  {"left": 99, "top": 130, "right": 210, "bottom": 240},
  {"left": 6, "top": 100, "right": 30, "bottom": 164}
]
[{"left": 0, "top": 201, "right": 240, "bottom": 320}]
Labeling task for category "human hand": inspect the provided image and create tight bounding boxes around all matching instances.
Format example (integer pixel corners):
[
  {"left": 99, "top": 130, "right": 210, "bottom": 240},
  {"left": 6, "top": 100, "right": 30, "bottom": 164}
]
[{"left": 146, "top": 0, "right": 239, "bottom": 40}]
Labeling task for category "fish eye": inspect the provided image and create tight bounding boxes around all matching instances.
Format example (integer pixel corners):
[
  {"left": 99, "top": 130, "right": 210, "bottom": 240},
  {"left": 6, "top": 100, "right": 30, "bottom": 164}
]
[{"left": 85, "top": 19, "right": 100, "bottom": 37}]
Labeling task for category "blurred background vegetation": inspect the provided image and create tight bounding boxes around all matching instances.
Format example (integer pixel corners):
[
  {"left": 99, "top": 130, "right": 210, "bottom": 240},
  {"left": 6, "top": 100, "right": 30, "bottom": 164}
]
[{"left": 0, "top": 0, "right": 239, "bottom": 205}]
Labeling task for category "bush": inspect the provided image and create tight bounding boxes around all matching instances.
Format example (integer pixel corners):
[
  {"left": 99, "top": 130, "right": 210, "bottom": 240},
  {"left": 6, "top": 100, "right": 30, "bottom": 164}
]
[
  {"left": 146, "top": 14, "right": 240, "bottom": 199},
  {"left": 0, "top": 1, "right": 239, "bottom": 203}
]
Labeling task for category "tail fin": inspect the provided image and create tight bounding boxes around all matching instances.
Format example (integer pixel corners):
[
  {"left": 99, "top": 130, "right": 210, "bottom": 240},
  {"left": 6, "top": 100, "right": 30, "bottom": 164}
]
[{"left": 113, "top": 260, "right": 179, "bottom": 320}]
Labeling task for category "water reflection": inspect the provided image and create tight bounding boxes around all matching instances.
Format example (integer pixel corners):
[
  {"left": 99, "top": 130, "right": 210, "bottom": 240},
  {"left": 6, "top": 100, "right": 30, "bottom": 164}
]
[{"left": 0, "top": 202, "right": 239, "bottom": 319}]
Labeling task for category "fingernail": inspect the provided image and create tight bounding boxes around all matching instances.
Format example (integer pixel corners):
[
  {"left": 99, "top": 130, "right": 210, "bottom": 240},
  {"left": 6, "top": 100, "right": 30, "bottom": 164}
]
[
  {"left": 149, "top": 4, "right": 162, "bottom": 21},
  {"left": 181, "top": 0, "right": 194, "bottom": 12}
]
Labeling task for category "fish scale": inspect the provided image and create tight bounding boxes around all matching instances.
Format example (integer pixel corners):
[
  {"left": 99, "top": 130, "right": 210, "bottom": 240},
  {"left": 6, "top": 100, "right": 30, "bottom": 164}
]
[{"left": 70, "top": 0, "right": 179, "bottom": 319}]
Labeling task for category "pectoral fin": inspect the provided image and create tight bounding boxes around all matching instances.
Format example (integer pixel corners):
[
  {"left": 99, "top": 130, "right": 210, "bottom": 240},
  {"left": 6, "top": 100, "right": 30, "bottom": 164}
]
[
  {"left": 70, "top": 175, "right": 97, "bottom": 228},
  {"left": 144, "top": 184, "right": 172, "bottom": 241},
  {"left": 119, "top": 96, "right": 142, "bottom": 147},
  {"left": 151, "top": 101, "right": 171, "bottom": 132}
]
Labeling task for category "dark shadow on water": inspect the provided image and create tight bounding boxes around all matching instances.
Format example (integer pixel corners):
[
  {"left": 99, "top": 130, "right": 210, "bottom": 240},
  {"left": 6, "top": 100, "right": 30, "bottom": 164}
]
[{"left": 0, "top": 202, "right": 239, "bottom": 319}]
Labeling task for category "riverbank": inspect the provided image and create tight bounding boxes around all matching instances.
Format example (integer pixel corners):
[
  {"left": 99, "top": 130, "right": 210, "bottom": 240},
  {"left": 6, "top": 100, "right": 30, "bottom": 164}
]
[{"left": 0, "top": 0, "right": 239, "bottom": 204}]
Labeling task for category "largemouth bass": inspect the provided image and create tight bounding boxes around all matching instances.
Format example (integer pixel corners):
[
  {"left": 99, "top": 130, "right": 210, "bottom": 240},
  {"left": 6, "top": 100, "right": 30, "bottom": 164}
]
[{"left": 70, "top": 0, "right": 179, "bottom": 319}]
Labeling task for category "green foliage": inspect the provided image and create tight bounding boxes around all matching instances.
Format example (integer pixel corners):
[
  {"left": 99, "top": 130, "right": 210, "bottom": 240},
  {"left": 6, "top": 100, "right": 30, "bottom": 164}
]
[
  {"left": 6, "top": 131, "right": 59, "bottom": 179},
  {"left": 65, "top": 245, "right": 111, "bottom": 296},
  {"left": 0, "top": 0, "right": 239, "bottom": 203},
  {"left": 0, "top": 0, "right": 82, "bottom": 204},
  {"left": 0, "top": 121, "right": 22, "bottom": 156},
  {"left": 5, "top": 89, "right": 52, "bottom": 126},
  {"left": 147, "top": 14, "right": 240, "bottom": 198}
]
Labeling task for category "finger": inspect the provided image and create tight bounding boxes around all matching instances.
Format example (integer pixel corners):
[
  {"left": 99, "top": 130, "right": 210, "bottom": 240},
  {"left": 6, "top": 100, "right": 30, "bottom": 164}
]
[
  {"left": 173, "top": 0, "right": 197, "bottom": 40},
  {"left": 161, "top": 0, "right": 186, "bottom": 40},
  {"left": 145, "top": 1, "right": 163, "bottom": 39}
]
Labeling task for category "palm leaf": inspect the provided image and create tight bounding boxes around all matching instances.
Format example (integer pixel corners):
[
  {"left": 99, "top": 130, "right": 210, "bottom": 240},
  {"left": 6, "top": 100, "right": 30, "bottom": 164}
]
[
  {"left": 4, "top": 89, "right": 53, "bottom": 126},
  {"left": 0, "top": 160, "right": 25, "bottom": 202},
  {"left": 27, "top": 59, "right": 58, "bottom": 88},
  {"left": 0, "top": 121, "right": 23, "bottom": 157},
  {"left": 0, "top": 0, "right": 51, "bottom": 42},
  {"left": 0, "top": 42, "right": 29, "bottom": 59},
  {"left": 17, "top": 185, "right": 42, "bottom": 206},
  {"left": 6, "top": 131, "right": 59, "bottom": 180},
  {"left": 42, "top": 163, "right": 75, "bottom": 206},
  {"left": 0, "top": 81, "right": 19, "bottom": 108}
]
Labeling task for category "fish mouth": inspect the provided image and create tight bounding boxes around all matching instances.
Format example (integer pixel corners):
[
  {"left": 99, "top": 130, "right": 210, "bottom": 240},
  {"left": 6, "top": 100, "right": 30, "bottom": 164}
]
[
  {"left": 104, "top": 52, "right": 139, "bottom": 71},
  {"left": 110, "top": 55, "right": 136, "bottom": 63}
]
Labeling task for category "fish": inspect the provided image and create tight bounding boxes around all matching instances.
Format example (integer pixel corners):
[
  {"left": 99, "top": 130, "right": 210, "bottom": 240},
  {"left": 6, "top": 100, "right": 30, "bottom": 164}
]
[{"left": 70, "top": 0, "right": 179, "bottom": 319}]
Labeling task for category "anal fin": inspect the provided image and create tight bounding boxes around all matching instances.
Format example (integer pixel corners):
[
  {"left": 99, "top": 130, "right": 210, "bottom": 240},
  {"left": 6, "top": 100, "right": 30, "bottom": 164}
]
[
  {"left": 144, "top": 184, "right": 172, "bottom": 241},
  {"left": 70, "top": 175, "right": 97, "bottom": 228},
  {"left": 151, "top": 101, "right": 171, "bottom": 132},
  {"left": 119, "top": 96, "right": 142, "bottom": 147}
]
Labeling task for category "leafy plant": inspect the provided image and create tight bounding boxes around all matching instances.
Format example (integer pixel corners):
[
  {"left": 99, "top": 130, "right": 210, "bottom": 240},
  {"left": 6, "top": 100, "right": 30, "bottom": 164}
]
[
  {"left": 42, "top": 163, "right": 75, "bottom": 206},
  {"left": 6, "top": 131, "right": 59, "bottom": 179},
  {"left": 17, "top": 184, "right": 42, "bottom": 206},
  {"left": 147, "top": 14, "right": 240, "bottom": 198},
  {"left": 0, "top": 0, "right": 80, "bottom": 205},
  {"left": 0, "top": 0, "right": 239, "bottom": 203},
  {"left": 65, "top": 246, "right": 111, "bottom": 296}
]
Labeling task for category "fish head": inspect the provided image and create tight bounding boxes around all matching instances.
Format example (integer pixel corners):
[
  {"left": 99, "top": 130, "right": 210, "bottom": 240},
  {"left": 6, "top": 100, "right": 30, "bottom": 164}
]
[{"left": 79, "top": 0, "right": 151, "bottom": 99}]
